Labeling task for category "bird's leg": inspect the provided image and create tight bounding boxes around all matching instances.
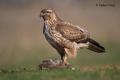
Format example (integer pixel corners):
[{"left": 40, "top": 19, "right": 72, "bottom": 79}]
[
  {"left": 64, "top": 42, "right": 78, "bottom": 58},
  {"left": 64, "top": 42, "right": 89, "bottom": 58},
  {"left": 61, "top": 55, "right": 69, "bottom": 66},
  {"left": 64, "top": 48, "right": 77, "bottom": 58}
]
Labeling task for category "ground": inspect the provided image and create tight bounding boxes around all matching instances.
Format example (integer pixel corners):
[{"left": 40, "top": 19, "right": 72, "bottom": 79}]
[
  {"left": 0, "top": 65, "right": 120, "bottom": 80},
  {"left": 0, "top": 42, "right": 120, "bottom": 80}
]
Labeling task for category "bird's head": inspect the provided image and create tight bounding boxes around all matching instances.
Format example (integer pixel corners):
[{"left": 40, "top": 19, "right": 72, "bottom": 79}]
[
  {"left": 40, "top": 8, "right": 57, "bottom": 21},
  {"left": 40, "top": 8, "right": 62, "bottom": 23}
]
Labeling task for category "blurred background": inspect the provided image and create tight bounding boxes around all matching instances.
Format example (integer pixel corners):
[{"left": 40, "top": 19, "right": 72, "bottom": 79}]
[{"left": 0, "top": 0, "right": 120, "bottom": 69}]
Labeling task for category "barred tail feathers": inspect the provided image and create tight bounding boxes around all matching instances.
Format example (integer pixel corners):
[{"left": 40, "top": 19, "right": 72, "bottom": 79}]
[{"left": 87, "top": 38, "right": 105, "bottom": 53}]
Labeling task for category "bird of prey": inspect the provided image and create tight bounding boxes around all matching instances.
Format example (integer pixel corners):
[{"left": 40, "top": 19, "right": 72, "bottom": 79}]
[{"left": 40, "top": 8, "right": 105, "bottom": 65}]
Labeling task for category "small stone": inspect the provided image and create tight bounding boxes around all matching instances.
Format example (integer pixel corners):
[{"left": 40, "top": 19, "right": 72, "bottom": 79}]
[{"left": 71, "top": 67, "right": 75, "bottom": 70}]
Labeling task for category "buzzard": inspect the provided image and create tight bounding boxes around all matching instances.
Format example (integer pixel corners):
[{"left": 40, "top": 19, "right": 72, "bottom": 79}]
[{"left": 40, "top": 8, "right": 105, "bottom": 65}]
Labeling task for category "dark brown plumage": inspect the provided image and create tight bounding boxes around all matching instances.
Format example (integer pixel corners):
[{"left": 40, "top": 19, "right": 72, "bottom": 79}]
[{"left": 40, "top": 8, "right": 105, "bottom": 65}]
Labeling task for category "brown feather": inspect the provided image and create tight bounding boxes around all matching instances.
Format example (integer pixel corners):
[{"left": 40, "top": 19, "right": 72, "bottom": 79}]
[{"left": 55, "top": 22, "right": 90, "bottom": 43}]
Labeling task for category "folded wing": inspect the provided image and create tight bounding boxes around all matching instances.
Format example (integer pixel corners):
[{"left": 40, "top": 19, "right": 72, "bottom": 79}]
[{"left": 55, "top": 22, "right": 90, "bottom": 43}]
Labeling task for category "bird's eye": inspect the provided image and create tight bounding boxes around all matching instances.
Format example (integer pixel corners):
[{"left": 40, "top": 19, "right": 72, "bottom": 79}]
[
  {"left": 46, "top": 10, "right": 52, "bottom": 13},
  {"left": 46, "top": 11, "right": 52, "bottom": 13}
]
